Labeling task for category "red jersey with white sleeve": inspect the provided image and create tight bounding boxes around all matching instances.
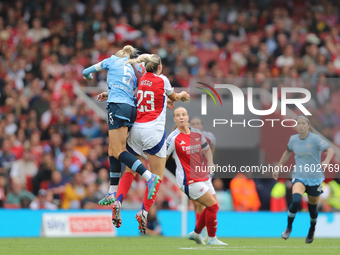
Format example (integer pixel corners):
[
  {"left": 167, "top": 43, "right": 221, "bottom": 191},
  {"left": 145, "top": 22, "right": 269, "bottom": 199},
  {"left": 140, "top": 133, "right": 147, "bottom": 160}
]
[
  {"left": 166, "top": 127, "right": 210, "bottom": 186},
  {"left": 134, "top": 72, "right": 174, "bottom": 130}
]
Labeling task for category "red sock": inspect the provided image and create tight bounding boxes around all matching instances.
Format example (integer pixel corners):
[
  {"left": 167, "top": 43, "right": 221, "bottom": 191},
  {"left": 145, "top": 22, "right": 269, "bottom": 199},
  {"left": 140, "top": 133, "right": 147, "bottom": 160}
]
[
  {"left": 116, "top": 172, "right": 135, "bottom": 203},
  {"left": 205, "top": 203, "right": 219, "bottom": 237},
  {"left": 194, "top": 208, "right": 206, "bottom": 234},
  {"left": 142, "top": 179, "right": 162, "bottom": 211},
  {"left": 195, "top": 212, "right": 200, "bottom": 222}
]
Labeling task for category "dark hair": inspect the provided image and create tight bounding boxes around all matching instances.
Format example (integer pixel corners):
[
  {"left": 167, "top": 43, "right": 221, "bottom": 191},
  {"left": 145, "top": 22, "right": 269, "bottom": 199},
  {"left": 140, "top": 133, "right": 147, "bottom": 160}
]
[{"left": 296, "top": 115, "right": 313, "bottom": 133}]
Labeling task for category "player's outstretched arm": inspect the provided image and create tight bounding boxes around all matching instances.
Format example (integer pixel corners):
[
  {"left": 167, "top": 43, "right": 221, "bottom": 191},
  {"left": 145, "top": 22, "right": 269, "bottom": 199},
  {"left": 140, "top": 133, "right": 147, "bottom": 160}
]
[
  {"left": 273, "top": 150, "right": 291, "bottom": 180},
  {"left": 168, "top": 91, "right": 190, "bottom": 102},
  {"left": 83, "top": 61, "right": 104, "bottom": 80}
]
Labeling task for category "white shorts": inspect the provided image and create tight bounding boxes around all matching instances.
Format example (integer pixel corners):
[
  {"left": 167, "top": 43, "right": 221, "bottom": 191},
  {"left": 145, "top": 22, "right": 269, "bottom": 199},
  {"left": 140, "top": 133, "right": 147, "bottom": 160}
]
[
  {"left": 180, "top": 180, "right": 216, "bottom": 200},
  {"left": 127, "top": 127, "right": 166, "bottom": 158}
]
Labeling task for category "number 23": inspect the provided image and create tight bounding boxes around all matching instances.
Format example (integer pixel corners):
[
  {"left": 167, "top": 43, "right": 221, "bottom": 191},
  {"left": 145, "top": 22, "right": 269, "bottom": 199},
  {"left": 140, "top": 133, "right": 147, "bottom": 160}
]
[{"left": 137, "top": 91, "right": 155, "bottom": 112}]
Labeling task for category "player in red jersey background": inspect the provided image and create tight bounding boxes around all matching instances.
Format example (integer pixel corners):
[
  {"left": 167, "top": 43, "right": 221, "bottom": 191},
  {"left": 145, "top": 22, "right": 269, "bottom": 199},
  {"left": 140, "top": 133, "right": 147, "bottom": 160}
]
[{"left": 166, "top": 107, "right": 226, "bottom": 245}]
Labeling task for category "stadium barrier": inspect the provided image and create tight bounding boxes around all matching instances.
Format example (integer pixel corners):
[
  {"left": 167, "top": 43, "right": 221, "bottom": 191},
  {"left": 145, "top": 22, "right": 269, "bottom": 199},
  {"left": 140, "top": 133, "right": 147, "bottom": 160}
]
[{"left": 0, "top": 210, "right": 340, "bottom": 238}]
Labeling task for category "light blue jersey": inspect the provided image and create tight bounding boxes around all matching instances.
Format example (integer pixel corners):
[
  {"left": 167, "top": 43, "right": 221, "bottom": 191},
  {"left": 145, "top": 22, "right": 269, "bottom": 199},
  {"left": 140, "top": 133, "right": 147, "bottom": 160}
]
[
  {"left": 287, "top": 132, "right": 330, "bottom": 186},
  {"left": 101, "top": 55, "right": 137, "bottom": 106}
]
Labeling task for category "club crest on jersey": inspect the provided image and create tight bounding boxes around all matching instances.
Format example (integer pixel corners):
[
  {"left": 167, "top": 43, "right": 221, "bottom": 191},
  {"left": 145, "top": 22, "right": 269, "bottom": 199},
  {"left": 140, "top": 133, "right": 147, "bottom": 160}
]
[{"left": 307, "top": 144, "right": 311, "bottom": 148}]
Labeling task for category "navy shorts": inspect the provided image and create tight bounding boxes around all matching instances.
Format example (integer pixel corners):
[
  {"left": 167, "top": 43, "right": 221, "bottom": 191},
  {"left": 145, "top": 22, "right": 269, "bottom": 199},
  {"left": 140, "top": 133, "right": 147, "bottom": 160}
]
[
  {"left": 107, "top": 103, "right": 137, "bottom": 130},
  {"left": 292, "top": 179, "right": 323, "bottom": 197}
]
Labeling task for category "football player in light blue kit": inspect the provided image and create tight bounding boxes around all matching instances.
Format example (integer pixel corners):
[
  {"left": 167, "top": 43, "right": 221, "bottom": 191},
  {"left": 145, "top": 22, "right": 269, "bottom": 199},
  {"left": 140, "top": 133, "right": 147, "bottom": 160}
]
[
  {"left": 273, "top": 115, "right": 334, "bottom": 243},
  {"left": 82, "top": 45, "right": 160, "bottom": 208}
]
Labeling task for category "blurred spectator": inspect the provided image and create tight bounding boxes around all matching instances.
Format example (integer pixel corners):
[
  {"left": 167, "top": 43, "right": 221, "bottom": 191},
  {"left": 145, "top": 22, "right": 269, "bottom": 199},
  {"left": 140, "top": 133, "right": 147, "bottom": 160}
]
[
  {"left": 81, "top": 182, "right": 100, "bottom": 209},
  {"left": 212, "top": 178, "right": 233, "bottom": 211},
  {"left": 0, "top": 174, "right": 6, "bottom": 208},
  {"left": 48, "top": 171, "right": 66, "bottom": 207},
  {"left": 10, "top": 148, "right": 38, "bottom": 188},
  {"left": 96, "top": 167, "right": 109, "bottom": 195},
  {"left": 62, "top": 172, "right": 86, "bottom": 209},
  {"left": 255, "top": 177, "right": 277, "bottom": 211},
  {"left": 32, "top": 152, "right": 56, "bottom": 195},
  {"left": 230, "top": 173, "right": 261, "bottom": 211},
  {"left": 27, "top": 18, "right": 50, "bottom": 43},
  {"left": 0, "top": 138, "right": 16, "bottom": 177},
  {"left": 145, "top": 205, "right": 162, "bottom": 236},
  {"left": 6, "top": 179, "right": 35, "bottom": 206},
  {"left": 30, "top": 189, "right": 57, "bottom": 210},
  {"left": 81, "top": 161, "right": 97, "bottom": 185}
]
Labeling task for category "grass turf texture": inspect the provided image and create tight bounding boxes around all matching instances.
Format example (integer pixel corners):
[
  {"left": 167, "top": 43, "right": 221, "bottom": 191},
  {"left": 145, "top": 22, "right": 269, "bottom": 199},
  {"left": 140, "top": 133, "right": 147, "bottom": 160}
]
[{"left": 0, "top": 237, "right": 339, "bottom": 255}]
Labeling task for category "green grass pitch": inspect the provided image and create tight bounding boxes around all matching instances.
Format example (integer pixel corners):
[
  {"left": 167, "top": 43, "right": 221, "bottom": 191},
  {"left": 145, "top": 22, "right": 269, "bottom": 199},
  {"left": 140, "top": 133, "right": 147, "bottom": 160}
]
[{"left": 0, "top": 237, "right": 339, "bottom": 255}]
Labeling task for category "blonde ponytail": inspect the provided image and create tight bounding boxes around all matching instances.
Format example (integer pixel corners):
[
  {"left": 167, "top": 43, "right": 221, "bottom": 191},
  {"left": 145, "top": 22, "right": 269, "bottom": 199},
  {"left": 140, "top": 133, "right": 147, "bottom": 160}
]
[
  {"left": 115, "top": 45, "right": 138, "bottom": 59},
  {"left": 125, "top": 54, "right": 150, "bottom": 66},
  {"left": 125, "top": 54, "right": 161, "bottom": 73}
]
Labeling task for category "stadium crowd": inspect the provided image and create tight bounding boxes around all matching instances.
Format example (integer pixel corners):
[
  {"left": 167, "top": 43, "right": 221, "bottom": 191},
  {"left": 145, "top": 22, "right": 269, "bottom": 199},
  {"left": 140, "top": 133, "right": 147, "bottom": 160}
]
[{"left": 0, "top": 0, "right": 340, "bottom": 213}]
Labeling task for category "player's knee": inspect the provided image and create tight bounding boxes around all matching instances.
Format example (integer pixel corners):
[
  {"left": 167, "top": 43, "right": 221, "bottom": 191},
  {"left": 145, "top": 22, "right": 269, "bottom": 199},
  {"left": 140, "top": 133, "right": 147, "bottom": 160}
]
[
  {"left": 291, "top": 193, "right": 302, "bottom": 209},
  {"left": 108, "top": 146, "right": 123, "bottom": 159},
  {"left": 108, "top": 147, "right": 114, "bottom": 157}
]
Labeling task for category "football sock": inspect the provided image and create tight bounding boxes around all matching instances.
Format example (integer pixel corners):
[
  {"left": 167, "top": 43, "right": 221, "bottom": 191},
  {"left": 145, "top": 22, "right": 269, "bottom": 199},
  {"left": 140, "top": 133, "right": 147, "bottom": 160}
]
[
  {"left": 109, "top": 156, "right": 121, "bottom": 193},
  {"left": 115, "top": 172, "right": 135, "bottom": 203},
  {"left": 194, "top": 208, "right": 206, "bottom": 234},
  {"left": 195, "top": 212, "right": 200, "bottom": 222},
  {"left": 118, "top": 151, "right": 152, "bottom": 181},
  {"left": 142, "top": 179, "right": 162, "bottom": 211},
  {"left": 287, "top": 193, "right": 302, "bottom": 229},
  {"left": 205, "top": 203, "right": 219, "bottom": 237},
  {"left": 308, "top": 203, "right": 318, "bottom": 231}
]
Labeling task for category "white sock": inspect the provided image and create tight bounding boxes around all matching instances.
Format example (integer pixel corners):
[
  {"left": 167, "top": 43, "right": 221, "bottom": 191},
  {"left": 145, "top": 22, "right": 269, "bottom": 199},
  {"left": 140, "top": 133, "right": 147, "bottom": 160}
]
[
  {"left": 109, "top": 185, "right": 117, "bottom": 193},
  {"left": 142, "top": 170, "right": 152, "bottom": 181}
]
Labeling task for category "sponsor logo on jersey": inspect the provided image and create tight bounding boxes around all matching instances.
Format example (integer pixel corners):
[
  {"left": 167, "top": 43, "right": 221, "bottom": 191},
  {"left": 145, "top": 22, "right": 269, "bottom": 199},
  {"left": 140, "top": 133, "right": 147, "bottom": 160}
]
[
  {"left": 307, "top": 144, "right": 311, "bottom": 148},
  {"left": 195, "top": 138, "right": 200, "bottom": 142},
  {"left": 180, "top": 140, "right": 186, "bottom": 145}
]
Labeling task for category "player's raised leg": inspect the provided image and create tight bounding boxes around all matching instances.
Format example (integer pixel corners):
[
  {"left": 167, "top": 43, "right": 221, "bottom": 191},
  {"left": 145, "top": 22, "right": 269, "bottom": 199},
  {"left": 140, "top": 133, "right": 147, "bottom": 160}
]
[
  {"left": 136, "top": 153, "right": 165, "bottom": 234},
  {"left": 112, "top": 168, "right": 137, "bottom": 227},
  {"left": 110, "top": 128, "right": 161, "bottom": 197}
]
